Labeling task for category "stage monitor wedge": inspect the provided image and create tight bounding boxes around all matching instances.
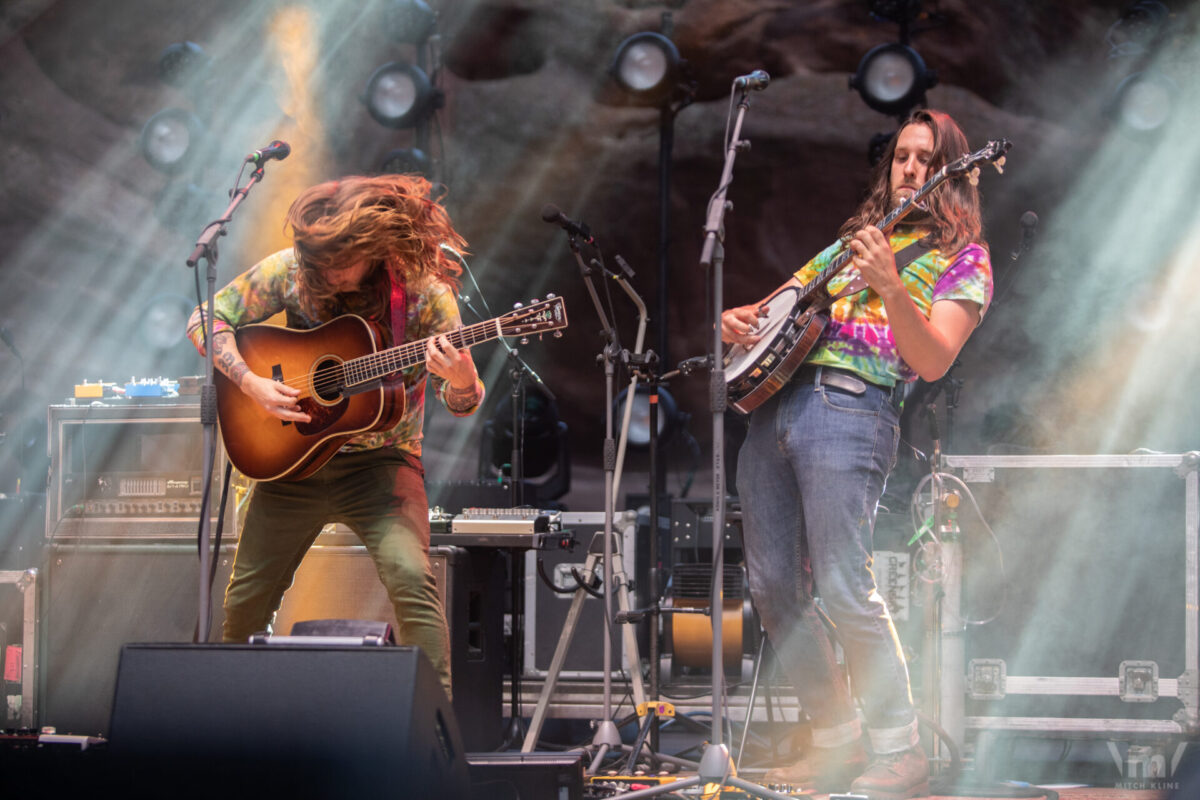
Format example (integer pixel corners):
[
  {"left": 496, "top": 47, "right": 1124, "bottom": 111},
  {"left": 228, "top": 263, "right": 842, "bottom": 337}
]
[{"left": 108, "top": 643, "right": 469, "bottom": 799}]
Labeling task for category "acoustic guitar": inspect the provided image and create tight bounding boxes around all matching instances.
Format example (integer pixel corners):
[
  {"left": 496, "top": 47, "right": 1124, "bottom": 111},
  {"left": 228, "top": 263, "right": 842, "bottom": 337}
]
[
  {"left": 215, "top": 296, "right": 568, "bottom": 481},
  {"left": 723, "top": 139, "right": 1011, "bottom": 414}
]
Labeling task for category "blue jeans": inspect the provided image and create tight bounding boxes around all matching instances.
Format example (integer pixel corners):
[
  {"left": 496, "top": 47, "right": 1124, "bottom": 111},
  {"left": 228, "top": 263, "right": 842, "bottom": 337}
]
[{"left": 737, "top": 369, "right": 916, "bottom": 752}]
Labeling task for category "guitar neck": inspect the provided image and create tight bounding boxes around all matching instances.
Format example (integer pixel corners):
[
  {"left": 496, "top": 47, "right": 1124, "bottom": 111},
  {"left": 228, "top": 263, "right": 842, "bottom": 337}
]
[{"left": 343, "top": 318, "right": 502, "bottom": 387}]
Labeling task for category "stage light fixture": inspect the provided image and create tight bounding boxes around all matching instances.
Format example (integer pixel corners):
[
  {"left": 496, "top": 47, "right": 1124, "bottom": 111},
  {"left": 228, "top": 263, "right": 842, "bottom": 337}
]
[
  {"left": 479, "top": 384, "right": 570, "bottom": 504},
  {"left": 849, "top": 42, "right": 936, "bottom": 117},
  {"left": 379, "top": 147, "right": 431, "bottom": 176},
  {"left": 139, "top": 108, "right": 205, "bottom": 173},
  {"left": 387, "top": 0, "right": 437, "bottom": 44},
  {"left": 614, "top": 385, "right": 681, "bottom": 449},
  {"left": 363, "top": 61, "right": 437, "bottom": 128},
  {"left": 1111, "top": 69, "right": 1176, "bottom": 134},
  {"left": 157, "top": 42, "right": 209, "bottom": 89},
  {"left": 611, "top": 32, "right": 683, "bottom": 106},
  {"left": 867, "top": 0, "right": 923, "bottom": 24}
]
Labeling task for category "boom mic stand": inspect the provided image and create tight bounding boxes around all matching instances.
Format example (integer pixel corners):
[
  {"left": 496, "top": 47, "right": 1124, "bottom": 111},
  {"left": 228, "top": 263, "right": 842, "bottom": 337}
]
[
  {"left": 553, "top": 233, "right": 648, "bottom": 770},
  {"left": 612, "top": 77, "right": 795, "bottom": 800},
  {"left": 185, "top": 154, "right": 279, "bottom": 642}
]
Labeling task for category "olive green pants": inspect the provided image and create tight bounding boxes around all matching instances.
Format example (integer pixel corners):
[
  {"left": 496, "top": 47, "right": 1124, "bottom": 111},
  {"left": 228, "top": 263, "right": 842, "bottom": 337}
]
[{"left": 222, "top": 448, "right": 451, "bottom": 697}]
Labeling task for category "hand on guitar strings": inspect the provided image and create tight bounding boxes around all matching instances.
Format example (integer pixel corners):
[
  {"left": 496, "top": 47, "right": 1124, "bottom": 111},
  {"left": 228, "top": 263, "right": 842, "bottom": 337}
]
[
  {"left": 425, "top": 334, "right": 479, "bottom": 391},
  {"left": 242, "top": 372, "right": 312, "bottom": 424}
]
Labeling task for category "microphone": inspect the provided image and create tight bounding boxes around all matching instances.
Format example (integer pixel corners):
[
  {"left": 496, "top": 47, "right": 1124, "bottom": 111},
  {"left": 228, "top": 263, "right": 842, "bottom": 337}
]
[
  {"left": 733, "top": 70, "right": 770, "bottom": 92},
  {"left": 245, "top": 140, "right": 292, "bottom": 164},
  {"left": 1010, "top": 210, "right": 1038, "bottom": 261},
  {"left": 541, "top": 204, "right": 595, "bottom": 244}
]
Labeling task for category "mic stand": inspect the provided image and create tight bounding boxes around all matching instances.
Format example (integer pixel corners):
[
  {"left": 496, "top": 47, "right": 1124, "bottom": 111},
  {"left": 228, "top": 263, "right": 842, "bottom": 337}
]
[
  {"left": 185, "top": 161, "right": 272, "bottom": 642},
  {"left": 499, "top": 345, "right": 557, "bottom": 748},
  {"left": 609, "top": 87, "right": 794, "bottom": 800},
  {"left": 563, "top": 233, "right": 627, "bottom": 770},
  {"left": 620, "top": 349, "right": 666, "bottom": 759}
]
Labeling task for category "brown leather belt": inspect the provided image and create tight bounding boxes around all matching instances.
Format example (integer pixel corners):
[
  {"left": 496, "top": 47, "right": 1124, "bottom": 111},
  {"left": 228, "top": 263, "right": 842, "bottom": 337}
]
[{"left": 795, "top": 364, "right": 905, "bottom": 406}]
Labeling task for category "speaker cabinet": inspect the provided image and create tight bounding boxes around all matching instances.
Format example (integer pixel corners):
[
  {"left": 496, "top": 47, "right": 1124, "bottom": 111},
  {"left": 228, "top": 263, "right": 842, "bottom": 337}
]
[
  {"left": 39, "top": 543, "right": 233, "bottom": 736},
  {"left": 109, "top": 643, "right": 469, "bottom": 799},
  {"left": 275, "top": 542, "right": 506, "bottom": 750}
]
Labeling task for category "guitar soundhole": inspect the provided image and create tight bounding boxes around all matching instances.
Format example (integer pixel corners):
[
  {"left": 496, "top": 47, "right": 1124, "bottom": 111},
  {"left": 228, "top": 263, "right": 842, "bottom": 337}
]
[{"left": 312, "top": 358, "right": 346, "bottom": 404}]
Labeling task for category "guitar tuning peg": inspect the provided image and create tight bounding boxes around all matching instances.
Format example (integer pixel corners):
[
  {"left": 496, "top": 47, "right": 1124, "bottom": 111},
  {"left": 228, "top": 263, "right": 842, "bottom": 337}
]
[
  {"left": 968, "top": 166, "right": 980, "bottom": 187},
  {"left": 513, "top": 301, "right": 524, "bottom": 309},
  {"left": 520, "top": 336, "right": 529, "bottom": 345},
  {"left": 994, "top": 156, "right": 1006, "bottom": 174},
  {"left": 530, "top": 299, "right": 538, "bottom": 305},
  {"left": 546, "top": 292, "right": 557, "bottom": 299},
  {"left": 553, "top": 331, "right": 563, "bottom": 338}
]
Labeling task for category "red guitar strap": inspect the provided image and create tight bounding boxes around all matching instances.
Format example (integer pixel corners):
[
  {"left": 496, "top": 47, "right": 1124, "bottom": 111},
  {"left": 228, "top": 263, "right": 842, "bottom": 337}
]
[{"left": 389, "top": 275, "right": 407, "bottom": 346}]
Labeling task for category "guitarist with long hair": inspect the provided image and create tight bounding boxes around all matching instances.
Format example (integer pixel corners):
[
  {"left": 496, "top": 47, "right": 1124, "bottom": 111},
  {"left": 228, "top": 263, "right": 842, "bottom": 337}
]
[
  {"left": 185, "top": 174, "right": 484, "bottom": 698},
  {"left": 721, "top": 109, "right": 993, "bottom": 799}
]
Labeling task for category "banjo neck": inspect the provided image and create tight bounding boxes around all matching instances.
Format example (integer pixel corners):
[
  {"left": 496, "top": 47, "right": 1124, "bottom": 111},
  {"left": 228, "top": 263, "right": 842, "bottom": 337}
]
[{"left": 796, "top": 179, "right": 938, "bottom": 306}]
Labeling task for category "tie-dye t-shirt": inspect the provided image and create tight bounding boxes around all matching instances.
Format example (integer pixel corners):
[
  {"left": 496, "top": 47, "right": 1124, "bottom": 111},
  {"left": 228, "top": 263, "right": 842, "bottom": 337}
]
[
  {"left": 794, "top": 226, "right": 992, "bottom": 387},
  {"left": 186, "top": 248, "right": 483, "bottom": 458}
]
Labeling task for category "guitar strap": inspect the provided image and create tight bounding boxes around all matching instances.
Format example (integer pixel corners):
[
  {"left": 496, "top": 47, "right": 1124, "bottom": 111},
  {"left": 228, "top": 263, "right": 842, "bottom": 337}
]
[
  {"left": 388, "top": 275, "right": 407, "bottom": 345},
  {"left": 385, "top": 276, "right": 408, "bottom": 387},
  {"left": 831, "top": 241, "right": 931, "bottom": 301}
]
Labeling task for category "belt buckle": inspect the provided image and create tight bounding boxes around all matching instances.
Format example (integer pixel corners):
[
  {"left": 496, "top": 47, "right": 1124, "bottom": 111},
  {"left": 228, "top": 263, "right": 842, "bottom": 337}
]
[{"left": 816, "top": 366, "right": 867, "bottom": 396}]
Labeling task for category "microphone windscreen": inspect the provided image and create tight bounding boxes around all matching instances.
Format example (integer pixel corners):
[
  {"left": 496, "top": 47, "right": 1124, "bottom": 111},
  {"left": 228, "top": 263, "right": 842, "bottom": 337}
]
[{"left": 541, "top": 204, "right": 562, "bottom": 223}]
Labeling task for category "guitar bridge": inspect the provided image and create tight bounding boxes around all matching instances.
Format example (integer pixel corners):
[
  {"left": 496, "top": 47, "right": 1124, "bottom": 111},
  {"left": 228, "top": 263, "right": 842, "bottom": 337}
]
[{"left": 272, "top": 364, "right": 291, "bottom": 427}]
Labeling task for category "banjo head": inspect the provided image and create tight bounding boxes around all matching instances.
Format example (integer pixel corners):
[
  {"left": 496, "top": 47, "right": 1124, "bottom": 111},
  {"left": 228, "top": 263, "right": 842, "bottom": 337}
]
[{"left": 724, "top": 288, "right": 801, "bottom": 377}]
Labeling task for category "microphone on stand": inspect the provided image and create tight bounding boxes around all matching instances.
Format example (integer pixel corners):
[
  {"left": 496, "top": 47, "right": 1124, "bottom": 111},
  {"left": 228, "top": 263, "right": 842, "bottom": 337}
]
[
  {"left": 541, "top": 204, "right": 596, "bottom": 245},
  {"left": 733, "top": 70, "right": 770, "bottom": 91},
  {"left": 1010, "top": 210, "right": 1038, "bottom": 261},
  {"left": 245, "top": 140, "right": 292, "bottom": 164}
]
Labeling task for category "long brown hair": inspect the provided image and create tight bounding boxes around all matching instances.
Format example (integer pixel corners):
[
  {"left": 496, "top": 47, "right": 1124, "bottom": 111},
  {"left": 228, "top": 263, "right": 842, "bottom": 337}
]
[
  {"left": 839, "top": 109, "right": 983, "bottom": 255},
  {"left": 286, "top": 174, "right": 467, "bottom": 318}
]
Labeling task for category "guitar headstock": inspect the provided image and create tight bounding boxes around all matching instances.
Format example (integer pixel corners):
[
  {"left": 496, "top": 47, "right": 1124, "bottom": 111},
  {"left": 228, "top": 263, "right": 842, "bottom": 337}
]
[{"left": 499, "top": 295, "right": 569, "bottom": 340}]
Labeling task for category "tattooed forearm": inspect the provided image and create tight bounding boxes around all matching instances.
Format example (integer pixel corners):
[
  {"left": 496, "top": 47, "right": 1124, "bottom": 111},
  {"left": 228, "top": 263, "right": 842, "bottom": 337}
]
[
  {"left": 228, "top": 363, "right": 251, "bottom": 387},
  {"left": 212, "top": 331, "right": 251, "bottom": 387},
  {"left": 445, "top": 381, "right": 481, "bottom": 412}
]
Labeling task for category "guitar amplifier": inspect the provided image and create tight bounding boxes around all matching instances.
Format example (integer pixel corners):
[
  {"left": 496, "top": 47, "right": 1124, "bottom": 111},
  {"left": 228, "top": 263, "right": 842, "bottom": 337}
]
[{"left": 45, "top": 403, "right": 235, "bottom": 540}]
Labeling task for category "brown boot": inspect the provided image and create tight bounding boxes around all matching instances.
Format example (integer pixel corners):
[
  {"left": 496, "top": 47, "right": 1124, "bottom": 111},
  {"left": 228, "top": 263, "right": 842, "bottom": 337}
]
[
  {"left": 849, "top": 746, "right": 930, "bottom": 799},
  {"left": 762, "top": 739, "right": 867, "bottom": 791}
]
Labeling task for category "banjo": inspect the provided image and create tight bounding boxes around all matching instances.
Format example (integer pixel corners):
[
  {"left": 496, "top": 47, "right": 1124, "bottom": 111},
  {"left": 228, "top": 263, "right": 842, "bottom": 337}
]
[{"left": 724, "top": 138, "right": 1011, "bottom": 415}]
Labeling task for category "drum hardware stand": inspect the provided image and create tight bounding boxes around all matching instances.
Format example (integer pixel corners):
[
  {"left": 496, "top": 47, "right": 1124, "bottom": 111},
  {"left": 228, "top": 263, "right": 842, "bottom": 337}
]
[{"left": 185, "top": 149, "right": 281, "bottom": 642}]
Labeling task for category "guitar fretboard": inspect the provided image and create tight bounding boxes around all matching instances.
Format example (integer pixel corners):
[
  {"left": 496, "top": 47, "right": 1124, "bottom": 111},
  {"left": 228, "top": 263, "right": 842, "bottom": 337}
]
[{"left": 340, "top": 317, "right": 503, "bottom": 388}]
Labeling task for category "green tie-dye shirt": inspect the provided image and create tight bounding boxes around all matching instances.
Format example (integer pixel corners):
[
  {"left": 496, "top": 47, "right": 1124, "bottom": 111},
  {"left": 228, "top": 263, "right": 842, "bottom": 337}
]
[
  {"left": 794, "top": 226, "right": 992, "bottom": 387},
  {"left": 186, "top": 248, "right": 483, "bottom": 458}
]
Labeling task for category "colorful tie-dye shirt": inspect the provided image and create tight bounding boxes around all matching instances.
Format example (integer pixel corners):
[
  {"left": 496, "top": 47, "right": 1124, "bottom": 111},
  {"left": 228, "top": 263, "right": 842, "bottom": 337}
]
[
  {"left": 794, "top": 226, "right": 992, "bottom": 386},
  {"left": 186, "top": 248, "right": 483, "bottom": 458}
]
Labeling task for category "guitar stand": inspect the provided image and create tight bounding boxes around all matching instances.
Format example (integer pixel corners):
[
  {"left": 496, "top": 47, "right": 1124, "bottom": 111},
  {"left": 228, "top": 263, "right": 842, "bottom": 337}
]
[{"left": 521, "top": 529, "right": 648, "bottom": 766}]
